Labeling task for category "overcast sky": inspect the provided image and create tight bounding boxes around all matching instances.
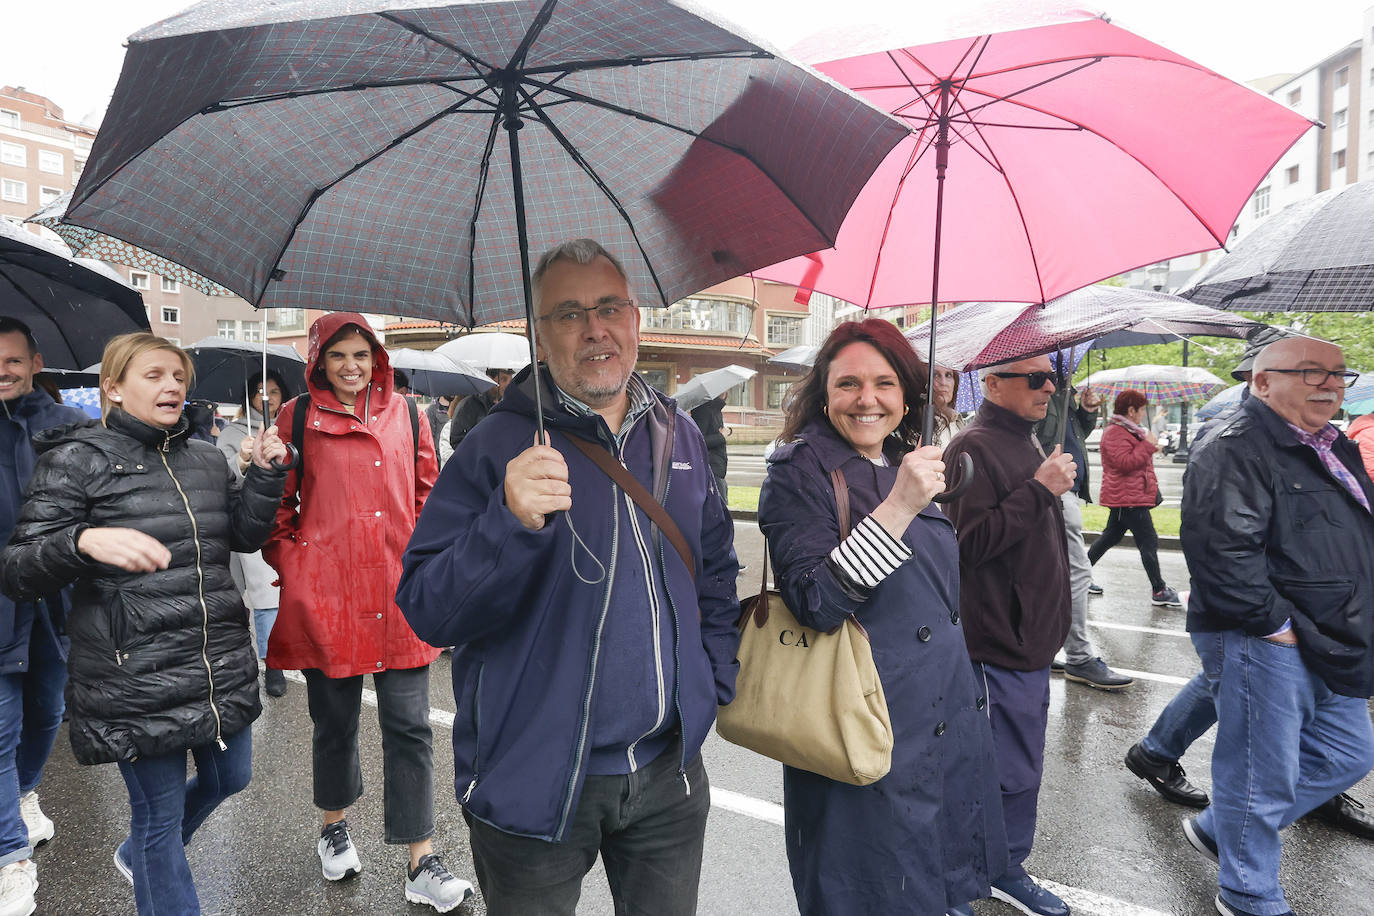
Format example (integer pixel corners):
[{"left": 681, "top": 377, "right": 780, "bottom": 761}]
[{"left": 6, "top": 0, "right": 1372, "bottom": 125}]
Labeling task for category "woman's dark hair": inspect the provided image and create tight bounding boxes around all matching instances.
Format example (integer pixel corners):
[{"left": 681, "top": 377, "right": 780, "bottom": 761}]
[
  {"left": 779, "top": 319, "right": 928, "bottom": 449},
  {"left": 1114, "top": 389, "right": 1148, "bottom": 415},
  {"left": 238, "top": 369, "right": 292, "bottom": 419},
  {"left": 932, "top": 365, "right": 961, "bottom": 439}
]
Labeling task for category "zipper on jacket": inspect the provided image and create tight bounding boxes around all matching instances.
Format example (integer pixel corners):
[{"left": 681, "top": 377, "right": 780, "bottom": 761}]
[
  {"left": 653, "top": 462, "right": 693, "bottom": 788},
  {"left": 462, "top": 663, "right": 485, "bottom": 805},
  {"left": 158, "top": 439, "right": 226, "bottom": 750},
  {"left": 621, "top": 442, "right": 668, "bottom": 772},
  {"left": 555, "top": 476, "right": 619, "bottom": 839}
]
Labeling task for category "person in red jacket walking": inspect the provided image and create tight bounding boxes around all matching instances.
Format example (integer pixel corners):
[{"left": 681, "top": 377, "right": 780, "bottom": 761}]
[
  {"left": 263, "top": 312, "right": 472, "bottom": 913},
  {"left": 1087, "top": 389, "right": 1181, "bottom": 607}
]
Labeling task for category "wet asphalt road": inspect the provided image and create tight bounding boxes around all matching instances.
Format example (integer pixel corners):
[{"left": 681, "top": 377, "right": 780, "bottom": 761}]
[{"left": 28, "top": 505, "right": 1374, "bottom": 914}]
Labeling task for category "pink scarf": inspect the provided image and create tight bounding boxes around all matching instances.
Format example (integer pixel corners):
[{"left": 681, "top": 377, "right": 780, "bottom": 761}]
[{"left": 1109, "top": 413, "right": 1149, "bottom": 438}]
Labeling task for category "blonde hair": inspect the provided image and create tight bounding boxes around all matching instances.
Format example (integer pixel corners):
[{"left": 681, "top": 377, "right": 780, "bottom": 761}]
[{"left": 99, "top": 333, "right": 195, "bottom": 418}]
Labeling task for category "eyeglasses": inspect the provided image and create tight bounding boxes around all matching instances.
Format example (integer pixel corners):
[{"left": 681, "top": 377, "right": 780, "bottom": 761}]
[
  {"left": 1264, "top": 367, "right": 1361, "bottom": 388},
  {"left": 991, "top": 370, "right": 1059, "bottom": 390},
  {"left": 537, "top": 298, "right": 636, "bottom": 330}
]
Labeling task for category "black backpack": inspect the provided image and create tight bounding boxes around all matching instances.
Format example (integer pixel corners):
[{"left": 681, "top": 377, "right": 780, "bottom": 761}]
[{"left": 289, "top": 392, "right": 420, "bottom": 479}]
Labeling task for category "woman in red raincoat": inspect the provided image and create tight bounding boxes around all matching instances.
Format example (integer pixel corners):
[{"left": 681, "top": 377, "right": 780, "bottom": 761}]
[{"left": 263, "top": 312, "right": 472, "bottom": 912}]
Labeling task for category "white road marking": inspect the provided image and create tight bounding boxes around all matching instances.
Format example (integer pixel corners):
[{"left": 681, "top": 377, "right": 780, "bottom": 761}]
[
  {"left": 1035, "top": 877, "right": 1172, "bottom": 916},
  {"left": 710, "top": 787, "right": 785, "bottom": 825},
  {"left": 1090, "top": 620, "right": 1189, "bottom": 638},
  {"left": 1105, "top": 667, "right": 1191, "bottom": 686}
]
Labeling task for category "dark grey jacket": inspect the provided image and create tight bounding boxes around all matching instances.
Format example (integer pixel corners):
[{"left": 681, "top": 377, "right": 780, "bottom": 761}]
[
  {"left": 0, "top": 411, "right": 286, "bottom": 763},
  {"left": 1182, "top": 396, "right": 1374, "bottom": 697}
]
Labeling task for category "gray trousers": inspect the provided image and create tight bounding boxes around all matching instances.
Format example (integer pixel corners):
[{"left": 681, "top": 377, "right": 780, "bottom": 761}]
[{"left": 1060, "top": 492, "right": 1095, "bottom": 666}]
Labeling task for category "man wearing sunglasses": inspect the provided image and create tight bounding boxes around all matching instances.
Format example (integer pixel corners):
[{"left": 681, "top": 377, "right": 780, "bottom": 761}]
[
  {"left": 942, "top": 354, "right": 1078, "bottom": 916},
  {"left": 1179, "top": 337, "right": 1374, "bottom": 916}
]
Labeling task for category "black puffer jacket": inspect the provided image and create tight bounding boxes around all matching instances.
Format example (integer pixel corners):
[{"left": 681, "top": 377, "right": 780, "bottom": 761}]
[{"left": 0, "top": 410, "right": 286, "bottom": 764}]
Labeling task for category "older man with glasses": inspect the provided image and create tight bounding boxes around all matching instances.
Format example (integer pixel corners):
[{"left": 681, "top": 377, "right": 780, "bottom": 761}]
[
  {"left": 1179, "top": 336, "right": 1374, "bottom": 916},
  {"left": 942, "top": 354, "right": 1078, "bottom": 916},
  {"left": 398, "top": 238, "right": 740, "bottom": 915}
]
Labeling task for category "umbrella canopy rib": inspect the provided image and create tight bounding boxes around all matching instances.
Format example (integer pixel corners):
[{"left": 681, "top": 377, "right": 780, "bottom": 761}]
[
  {"left": 0, "top": 269, "right": 85, "bottom": 368},
  {"left": 514, "top": 82, "right": 670, "bottom": 306}
]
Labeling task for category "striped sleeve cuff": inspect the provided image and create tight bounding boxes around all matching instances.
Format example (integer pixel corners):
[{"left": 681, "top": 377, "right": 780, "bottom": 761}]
[{"left": 827, "top": 515, "right": 913, "bottom": 590}]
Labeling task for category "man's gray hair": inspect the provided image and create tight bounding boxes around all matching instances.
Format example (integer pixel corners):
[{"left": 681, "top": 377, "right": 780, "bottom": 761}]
[{"left": 531, "top": 239, "right": 631, "bottom": 313}]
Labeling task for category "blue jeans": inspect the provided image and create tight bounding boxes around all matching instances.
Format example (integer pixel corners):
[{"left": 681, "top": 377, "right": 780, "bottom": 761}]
[
  {"left": 1139, "top": 633, "right": 1222, "bottom": 762},
  {"left": 1196, "top": 631, "right": 1374, "bottom": 915},
  {"left": 116, "top": 726, "right": 253, "bottom": 916},
  {"left": 0, "top": 613, "right": 68, "bottom": 866},
  {"left": 252, "top": 607, "right": 278, "bottom": 660}
]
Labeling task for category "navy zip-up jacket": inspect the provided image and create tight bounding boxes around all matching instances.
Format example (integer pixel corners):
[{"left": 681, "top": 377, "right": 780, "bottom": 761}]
[
  {"left": 0, "top": 389, "right": 87, "bottom": 674},
  {"left": 397, "top": 366, "right": 740, "bottom": 841}
]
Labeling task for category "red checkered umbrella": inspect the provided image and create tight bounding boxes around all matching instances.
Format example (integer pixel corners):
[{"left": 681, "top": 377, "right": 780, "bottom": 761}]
[{"left": 63, "top": 0, "right": 908, "bottom": 433}]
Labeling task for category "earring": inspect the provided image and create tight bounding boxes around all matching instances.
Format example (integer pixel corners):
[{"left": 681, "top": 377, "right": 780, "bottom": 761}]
[
  {"left": 903, "top": 404, "right": 909, "bottom": 416},
  {"left": 112, "top": 395, "right": 121, "bottom": 402},
  {"left": 822, "top": 404, "right": 829, "bottom": 416}
]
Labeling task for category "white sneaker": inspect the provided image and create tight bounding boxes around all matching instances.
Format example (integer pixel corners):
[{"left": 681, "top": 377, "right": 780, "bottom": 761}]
[
  {"left": 0, "top": 862, "right": 36, "bottom": 916},
  {"left": 19, "top": 793, "right": 52, "bottom": 848},
  {"left": 404, "top": 854, "right": 474, "bottom": 913},
  {"left": 317, "top": 820, "right": 362, "bottom": 881}
]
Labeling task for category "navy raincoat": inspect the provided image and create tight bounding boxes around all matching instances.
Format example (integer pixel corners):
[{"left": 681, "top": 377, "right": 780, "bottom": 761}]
[{"left": 758, "top": 420, "right": 1007, "bottom": 915}]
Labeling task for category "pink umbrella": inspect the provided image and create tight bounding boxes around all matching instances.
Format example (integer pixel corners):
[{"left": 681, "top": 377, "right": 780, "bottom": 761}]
[{"left": 757, "top": 9, "right": 1313, "bottom": 448}]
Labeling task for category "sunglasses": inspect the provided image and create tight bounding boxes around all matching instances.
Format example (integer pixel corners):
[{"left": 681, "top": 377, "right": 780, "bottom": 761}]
[{"left": 991, "top": 370, "right": 1059, "bottom": 390}]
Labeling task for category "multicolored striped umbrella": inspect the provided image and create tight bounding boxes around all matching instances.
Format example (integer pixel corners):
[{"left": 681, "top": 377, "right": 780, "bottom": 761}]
[{"left": 1081, "top": 365, "right": 1227, "bottom": 404}]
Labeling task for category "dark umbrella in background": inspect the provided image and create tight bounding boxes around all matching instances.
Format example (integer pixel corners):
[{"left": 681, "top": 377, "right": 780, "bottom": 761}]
[
  {"left": 388, "top": 348, "right": 496, "bottom": 399},
  {"left": 1180, "top": 182, "right": 1374, "bottom": 312},
  {"left": 184, "top": 336, "right": 307, "bottom": 432},
  {"left": 62, "top": 0, "right": 908, "bottom": 439},
  {"left": 0, "top": 219, "right": 148, "bottom": 370}
]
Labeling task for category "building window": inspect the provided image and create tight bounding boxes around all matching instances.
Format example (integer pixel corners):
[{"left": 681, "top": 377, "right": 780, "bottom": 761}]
[
  {"left": 641, "top": 297, "right": 754, "bottom": 335},
  {"left": 1287, "top": 87, "right": 1302, "bottom": 106},
  {"left": 0, "top": 142, "right": 24, "bottom": 167},
  {"left": 1335, "top": 149, "right": 1347, "bottom": 170},
  {"left": 160, "top": 277, "right": 180, "bottom": 293},
  {"left": 1286, "top": 165, "right": 1300, "bottom": 184},
  {"left": 1368, "top": 109, "right": 1374, "bottom": 128},
  {"left": 161, "top": 306, "right": 181, "bottom": 324},
  {"left": 0, "top": 179, "right": 26, "bottom": 204},
  {"left": 37, "top": 150, "right": 62, "bottom": 174},
  {"left": 267, "top": 308, "right": 306, "bottom": 333},
  {"left": 38, "top": 186, "right": 62, "bottom": 206},
  {"left": 766, "top": 314, "right": 805, "bottom": 347},
  {"left": 1369, "top": 67, "right": 1374, "bottom": 86},
  {"left": 639, "top": 368, "right": 669, "bottom": 392},
  {"left": 129, "top": 271, "right": 150, "bottom": 290},
  {"left": 1252, "top": 186, "right": 1270, "bottom": 219},
  {"left": 241, "top": 321, "right": 263, "bottom": 343},
  {"left": 766, "top": 379, "right": 794, "bottom": 410},
  {"left": 0, "top": 110, "right": 18, "bottom": 129},
  {"left": 1368, "top": 151, "right": 1374, "bottom": 170},
  {"left": 1335, "top": 66, "right": 1349, "bottom": 89},
  {"left": 216, "top": 320, "right": 237, "bottom": 340},
  {"left": 1334, "top": 108, "right": 1348, "bottom": 129}
]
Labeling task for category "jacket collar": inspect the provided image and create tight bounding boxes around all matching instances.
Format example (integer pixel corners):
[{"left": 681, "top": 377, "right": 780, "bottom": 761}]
[
  {"left": 975, "top": 399, "right": 1040, "bottom": 436},
  {"left": 798, "top": 418, "right": 906, "bottom": 473},
  {"left": 1244, "top": 395, "right": 1374, "bottom": 500},
  {"left": 105, "top": 408, "right": 191, "bottom": 450},
  {"left": 0, "top": 388, "right": 57, "bottom": 424}
]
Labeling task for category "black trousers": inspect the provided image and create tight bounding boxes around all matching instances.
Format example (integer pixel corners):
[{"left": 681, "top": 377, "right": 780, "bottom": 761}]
[
  {"left": 1086, "top": 505, "right": 1165, "bottom": 591},
  {"left": 303, "top": 665, "right": 434, "bottom": 844},
  {"left": 464, "top": 742, "right": 710, "bottom": 916}
]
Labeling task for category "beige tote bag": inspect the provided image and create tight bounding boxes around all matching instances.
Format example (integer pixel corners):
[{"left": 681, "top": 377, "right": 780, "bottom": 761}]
[{"left": 716, "top": 468, "right": 893, "bottom": 785}]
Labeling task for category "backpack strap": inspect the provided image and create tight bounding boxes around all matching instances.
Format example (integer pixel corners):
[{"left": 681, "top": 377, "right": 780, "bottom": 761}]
[
  {"left": 406, "top": 394, "right": 419, "bottom": 466},
  {"left": 290, "top": 392, "right": 311, "bottom": 476}
]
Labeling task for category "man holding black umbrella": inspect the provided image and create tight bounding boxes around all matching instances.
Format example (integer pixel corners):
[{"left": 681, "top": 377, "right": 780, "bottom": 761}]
[{"left": 0, "top": 318, "right": 88, "bottom": 915}]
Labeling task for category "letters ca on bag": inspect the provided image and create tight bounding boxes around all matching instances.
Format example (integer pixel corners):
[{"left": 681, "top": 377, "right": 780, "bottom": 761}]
[{"left": 778, "top": 628, "right": 814, "bottom": 648}]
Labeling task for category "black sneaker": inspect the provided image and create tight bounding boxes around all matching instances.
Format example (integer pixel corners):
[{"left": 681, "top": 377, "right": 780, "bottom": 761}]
[
  {"left": 1152, "top": 586, "right": 1184, "bottom": 608},
  {"left": 1183, "top": 816, "right": 1220, "bottom": 864},
  {"left": 1087, "top": 582, "right": 1104, "bottom": 596}
]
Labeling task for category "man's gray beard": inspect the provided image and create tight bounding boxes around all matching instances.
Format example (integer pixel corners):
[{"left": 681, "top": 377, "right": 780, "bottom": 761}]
[{"left": 572, "top": 373, "right": 632, "bottom": 408}]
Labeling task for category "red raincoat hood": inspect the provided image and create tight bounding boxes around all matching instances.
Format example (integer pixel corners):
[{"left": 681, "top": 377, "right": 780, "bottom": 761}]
[{"left": 305, "top": 311, "right": 393, "bottom": 407}]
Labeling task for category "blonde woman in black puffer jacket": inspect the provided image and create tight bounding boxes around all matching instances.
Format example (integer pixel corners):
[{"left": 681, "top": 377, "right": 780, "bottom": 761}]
[{"left": 0, "top": 333, "right": 287, "bottom": 916}]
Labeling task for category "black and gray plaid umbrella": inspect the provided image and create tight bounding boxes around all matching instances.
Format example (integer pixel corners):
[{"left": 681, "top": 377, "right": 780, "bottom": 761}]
[
  {"left": 65, "top": 0, "right": 903, "bottom": 323},
  {"left": 66, "top": 0, "right": 905, "bottom": 434},
  {"left": 1179, "top": 182, "right": 1374, "bottom": 312},
  {"left": 0, "top": 219, "right": 147, "bottom": 370}
]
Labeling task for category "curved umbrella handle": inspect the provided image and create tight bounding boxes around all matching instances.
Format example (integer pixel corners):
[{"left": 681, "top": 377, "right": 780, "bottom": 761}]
[
  {"left": 931, "top": 452, "right": 974, "bottom": 504},
  {"left": 269, "top": 442, "right": 300, "bottom": 473}
]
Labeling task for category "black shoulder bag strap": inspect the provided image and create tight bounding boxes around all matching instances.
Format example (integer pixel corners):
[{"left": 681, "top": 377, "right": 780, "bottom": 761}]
[{"left": 562, "top": 433, "right": 696, "bottom": 583}]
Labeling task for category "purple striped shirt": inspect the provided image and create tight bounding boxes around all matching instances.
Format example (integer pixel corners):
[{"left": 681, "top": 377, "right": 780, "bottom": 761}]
[{"left": 1286, "top": 422, "right": 1370, "bottom": 512}]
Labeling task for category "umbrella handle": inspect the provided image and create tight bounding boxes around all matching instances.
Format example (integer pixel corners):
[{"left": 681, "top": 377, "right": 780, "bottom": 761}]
[
  {"left": 931, "top": 453, "right": 974, "bottom": 504},
  {"left": 269, "top": 442, "right": 300, "bottom": 472}
]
